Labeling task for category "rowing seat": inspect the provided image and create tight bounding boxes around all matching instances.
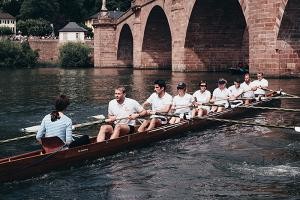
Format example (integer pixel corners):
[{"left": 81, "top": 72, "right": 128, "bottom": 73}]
[{"left": 41, "top": 136, "right": 65, "bottom": 154}]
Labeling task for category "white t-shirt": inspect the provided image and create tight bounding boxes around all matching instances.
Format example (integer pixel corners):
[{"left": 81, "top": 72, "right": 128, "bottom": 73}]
[
  {"left": 212, "top": 88, "right": 231, "bottom": 105},
  {"left": 252, "top": 78, "right": 268, "bottom": 95},
  {"left": 241, "top": 81, "right": 255, "bottom": 98},
  {"left": 146, "top": 92, "right": 173, "bottom": 112},
  {"left": 172, "top": 93, "right": 194, "bottom": 114},
  {"left": 228, "top": 85, "right": 244, "bottom": 98},
  {"left": 192, "top": 90, "right": 211, "bottom": 104},
  {"left": 108, "top": 98, "right": 143, "bottom": 126}
]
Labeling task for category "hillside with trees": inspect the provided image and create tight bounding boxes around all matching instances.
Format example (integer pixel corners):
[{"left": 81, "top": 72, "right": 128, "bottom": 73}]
[{"left": 0, "top": 0, "right": 131, "bottom": 35}]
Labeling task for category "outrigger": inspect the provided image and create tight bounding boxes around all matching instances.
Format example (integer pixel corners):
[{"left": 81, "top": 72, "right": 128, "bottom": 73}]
[{"left": 0, "top": 92, "right": 298, "bottom": 183}]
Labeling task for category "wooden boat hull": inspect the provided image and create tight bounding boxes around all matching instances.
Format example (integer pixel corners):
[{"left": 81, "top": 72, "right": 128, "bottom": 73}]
[{"left": 0, "top": 98, "right": 280, "bottom": 183}]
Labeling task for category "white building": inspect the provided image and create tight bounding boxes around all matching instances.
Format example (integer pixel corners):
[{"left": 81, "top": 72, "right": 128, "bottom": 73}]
[
  {"left": 58, "top": 22, "right": 87, "bottom": 43},
  {"left": 0, "top": 11, "right": 16, "bottom": 34}
]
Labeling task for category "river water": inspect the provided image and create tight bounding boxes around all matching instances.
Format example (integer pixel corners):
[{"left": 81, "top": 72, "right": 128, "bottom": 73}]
[{"left": 0, "top": 68, "right": 299, "bottom": 199}]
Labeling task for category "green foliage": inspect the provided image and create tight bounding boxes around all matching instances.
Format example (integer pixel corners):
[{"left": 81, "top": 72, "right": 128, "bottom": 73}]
[
  {"left": 18, "top": 0, "right": 59, "bottom": 22},
  {"left": 0, "top": 39, "right": 39, "bottom": 68},
  {"left": 2, "top": 0, "right": 131, "bottom": 35},
  {"left": 0, "top": 0, "right": 23, "bottom": 17},
  {"left": 59, "top": 42, "right": 92, "bottom": 68},
  {"left": 17, "top": 19, "right": 52, "bottom": 36},
  {"left": 107, "top": 0, "right": 131, "bottom": 12},
  {"left": 79, "top": 23, "right": 93, "bottom": 39},
  {"left": 0, "top": 27, "right": 13, "bottom": 36}
]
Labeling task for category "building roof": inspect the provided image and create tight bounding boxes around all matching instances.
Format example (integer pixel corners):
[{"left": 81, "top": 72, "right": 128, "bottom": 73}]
[
  {"left": 59, "top": 22, "right": 87, "bottom": 32},
  {"left": 86, "top": 11, "right": 124, "bottom": 20},
  {"left": 0, "top": 11, "right": 15, "bottom": 19}
]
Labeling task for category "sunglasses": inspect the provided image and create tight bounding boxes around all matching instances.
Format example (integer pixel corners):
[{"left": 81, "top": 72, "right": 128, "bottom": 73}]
[{"left": 200, "top": 85, "right": 207, "bottom": 87}]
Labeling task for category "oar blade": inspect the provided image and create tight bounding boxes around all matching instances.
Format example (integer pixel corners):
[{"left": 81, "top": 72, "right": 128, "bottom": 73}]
[
  {"left": 295, "top": 127, "right": 300, "bottom": 132},
  {"left": 90, "top": 115, "right": 105, "bottom": 120},
  {"left": 20, "top": 125, "right": 40, "bottom": 133}
]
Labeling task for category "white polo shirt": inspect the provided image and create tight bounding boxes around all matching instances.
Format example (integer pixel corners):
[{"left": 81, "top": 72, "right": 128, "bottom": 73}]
[
  {"left": 108, "top": 98, "right": 143, "bottom": 126},
  {"left": 192, "top": 90, "right": 211, "bottom": 104},
  {"left": 228, "top": 85, "right": 244, "bottom": 98},
  {"left": 212, "top": 88, "right": 231, "bottom": 105},
  {"left": 146, "top": 92, "right": 173, "bottom": 112},
  {"left": 172, "top": 93, "right": 194, "bottom": 114},
  {"left": 241, "top": 81, "right": 255, "bottom": 98},
  {"left": 252, "top": 78, "right": 268, "bottom": 95}
]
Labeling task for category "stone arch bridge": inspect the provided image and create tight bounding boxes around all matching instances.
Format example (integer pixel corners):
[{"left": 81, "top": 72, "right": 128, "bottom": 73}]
[{"left": 93, "top": 0, "right": 300, "bottom": 77}]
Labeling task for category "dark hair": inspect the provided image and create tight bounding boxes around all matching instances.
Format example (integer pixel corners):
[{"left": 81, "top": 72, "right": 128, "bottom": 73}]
[
  {"left": 177, "top": 82, "right": 186, "bottom": 89},
  {"left": 234, "top": 78, "right": 241, "bottom": 83},
  {"left": 199, "top": 80, "right": 207, "bottom": 86},
  {"left": 154, "top": 80, "right": 166, "bottom": 90},
  {"left": 51, "top": 95, "right": 70, "bottom": 122},
  {"left": 244, "top": 73, "right": 250, "bottom": 77},
  {"left": 218, "top": 78, "right": 227, "bottom": 84},
  {"left": 115, "top": 86, "right": 126, "bottom": 94}
]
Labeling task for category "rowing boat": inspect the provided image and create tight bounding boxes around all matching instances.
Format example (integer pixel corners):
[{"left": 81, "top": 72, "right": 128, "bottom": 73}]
[{"left": 0, "top": 95, "right": 281, "bottom": 183}]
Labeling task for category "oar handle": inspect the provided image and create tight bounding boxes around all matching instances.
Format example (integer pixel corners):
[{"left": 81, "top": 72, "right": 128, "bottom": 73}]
[{"left": 72, "top": 119, "right": 106, "bottom": 129}]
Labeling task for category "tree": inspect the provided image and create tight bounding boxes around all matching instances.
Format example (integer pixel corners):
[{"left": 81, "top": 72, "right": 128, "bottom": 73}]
[
  {"left": 0, "top": 39, "right": 38, "bottom": 68},
  {"left": 79, "top": 23, "right": 93, "bottom": 39},
  {"left": 18, "top": 0, "right": 59, "bottom": 22},
  {"left": 17, "top": 19, "right": 52, "bottom": 36},
  {"left": 59, "top": 42, "right": 92, "bottom": 68},
  {"left": 0, "top": 27, "right": 13, "bottom": 36},
  {"left": 106, "top": 0, "right": 131, "bottom": 11},
  {"left": 0, "top": 0, "right": 23, "bottom": 17}
]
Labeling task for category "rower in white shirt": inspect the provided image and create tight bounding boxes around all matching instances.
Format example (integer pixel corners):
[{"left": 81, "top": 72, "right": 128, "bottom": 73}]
[
  {"left": 228, "top": 78, "right": 244, "bottom": 100},
  {"left": 240, "top": 73, "right": 256, "bottom": 105},
  {"left": 252, "top": 72, "right": 268, "bottom": 96},
  {"left": 210, "top": 78, "right": 231, "bottom": 112},
  {"left": 169, "top": 82, "right": 194, "bottom": 124},
  {"left": 191, "top": 81, "right": 211, "bottom": 117},
  {"left": 138, "top": 80, "right": 172, "bottom": 132},
  {"left": 97, "top": 87, "right": 146, "bottom": 142}
]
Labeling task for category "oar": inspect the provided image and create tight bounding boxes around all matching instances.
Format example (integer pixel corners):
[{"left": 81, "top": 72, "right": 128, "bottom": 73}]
[
  {"left": 197, "top": 117, "right": 300, "bottom": 132},
  {"left": 173, "top": 105, "right": 194, "bottom": 109},
  {"left": 0, "top": 133, "right": 85, "bottom": 144},
  {"left": 1, "top": 116, "right": 132, "bottom": 144},
  {"left": 235, "top": 105, "right": 300, "bottom": 112},
  {"left": 263, "top": 88, "right": 299, "bottom": 98},
  {"left": 21, "top": 115, "right": 106, "bottom": 133},
  {"left": 265, "top": 96, "right": 300, "bottom": 99}
]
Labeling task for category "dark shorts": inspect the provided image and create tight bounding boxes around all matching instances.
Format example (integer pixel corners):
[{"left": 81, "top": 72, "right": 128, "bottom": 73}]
[{"left": 112, "top": 124, "right": 135, "bottom": 134}]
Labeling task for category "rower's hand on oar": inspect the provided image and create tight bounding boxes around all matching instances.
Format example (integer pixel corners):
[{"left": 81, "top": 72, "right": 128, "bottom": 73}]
[
  {"left": 146, "top": 110, "right": 156, "bottom": 115},
  {"left": 105, "top": 116, "right": 117, "bottom": 123},
  {"left": 193, "top": 102, "right": 201, "bottom": 107},
  {"left": 128, "top": 113, "right": 140, "bottom": 120}
]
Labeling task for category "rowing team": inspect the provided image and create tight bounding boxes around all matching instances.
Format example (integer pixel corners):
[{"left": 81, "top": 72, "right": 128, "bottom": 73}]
[{"left": 36, "top": 72, "right": 269, "bottom": 147}]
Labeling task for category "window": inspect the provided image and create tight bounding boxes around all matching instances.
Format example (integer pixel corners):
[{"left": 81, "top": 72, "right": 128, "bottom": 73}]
[{"left": 76, "top": 33, "right": 79, "bottom": 39}]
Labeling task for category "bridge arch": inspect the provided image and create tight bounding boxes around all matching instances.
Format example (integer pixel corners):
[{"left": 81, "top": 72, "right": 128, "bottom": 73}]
[
  {"left": 141, "top": 5, "right": 172, "bottom": 69},
  {"left": 277, "top": 0, "right": 300, "bottom": 74},
  {"left": 117, "top": 24, "right": 133, "bottom": 67},
  {"left": 183, "top": 0, "right": 248, "bottom": 71}
]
